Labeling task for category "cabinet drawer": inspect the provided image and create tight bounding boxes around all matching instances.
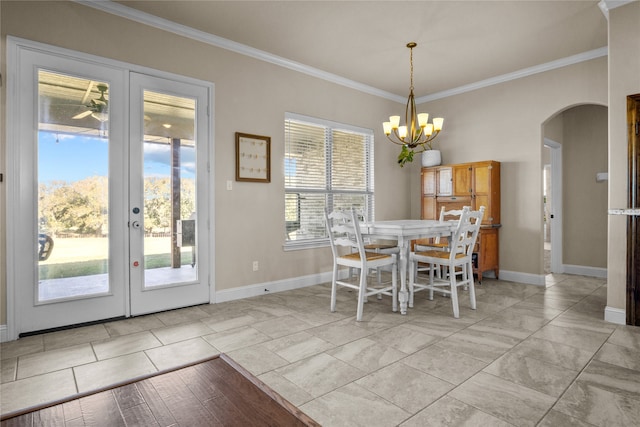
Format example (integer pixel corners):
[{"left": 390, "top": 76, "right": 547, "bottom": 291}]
[{"left": 436, "top": 196, "right": 471, "bottom": 213}]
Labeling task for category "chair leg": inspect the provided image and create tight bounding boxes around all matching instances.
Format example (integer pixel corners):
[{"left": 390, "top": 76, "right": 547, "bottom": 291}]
[
  {"left": 408, "top": 258, "right": 415, "bottom": 309},
  {"left": 356, "top": 269, "right": 367, "bottom": 321},
  {"left": 364, "top": 271, "right": 370, "bottom": 303},
  {"left": 330, "top": 264, "right": 338, "bottom": 313},
  {"left": 450, "top": 263, "right": 460, "bottom": 318},
  {"left": 428, "top": 263, "right": 435, "bottom": 300},
  {"left": 392, "top": 263, "right": 398, "bottom": 312},
  {"left": 468, "top": 261, "right": 477, "bottom": 310}
]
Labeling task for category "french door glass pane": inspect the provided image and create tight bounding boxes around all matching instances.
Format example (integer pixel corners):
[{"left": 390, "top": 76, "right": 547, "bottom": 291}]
[
  {"left": 142, "top": 90, "right": 197, "bottom": 288},
  {"left": 37, "top": 70, "right": 110, "bottom": 302}
]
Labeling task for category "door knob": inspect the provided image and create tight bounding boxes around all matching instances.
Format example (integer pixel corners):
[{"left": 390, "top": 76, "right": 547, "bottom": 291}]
[{"left": 131, "top": 221, "right": 141, "bottom": 229}]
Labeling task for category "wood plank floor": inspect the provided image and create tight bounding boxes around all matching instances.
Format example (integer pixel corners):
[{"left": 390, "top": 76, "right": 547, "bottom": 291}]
[{"left": 1, "top": 355, "right": 319, "bottom": 427}]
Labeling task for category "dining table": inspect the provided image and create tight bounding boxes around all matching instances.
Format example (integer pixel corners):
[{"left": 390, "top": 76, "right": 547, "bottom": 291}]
[{"left": 362, "top": 219, "right": 457, "bottom": 315}]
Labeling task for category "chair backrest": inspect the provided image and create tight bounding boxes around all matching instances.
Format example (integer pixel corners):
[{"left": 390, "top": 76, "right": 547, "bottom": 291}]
[
  {"left": 449, "top": 206, "right": 485, "bottom": 258},
  {"left": 435, "top": 206, "right": 468, "bottom": 243},
  {"left": 325, "top": 208, "right": 365, "bottom": 258},
  {"left": 439, "top": 206, "right": 467, "bottom": 222}
]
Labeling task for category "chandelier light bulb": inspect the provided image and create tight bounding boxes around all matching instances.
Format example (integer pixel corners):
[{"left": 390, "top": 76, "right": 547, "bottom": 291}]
[
  {"left": 418, "top": 113, "right": 429, "bottom": 128},
  {"left": 383, "top": 121, "right": 392, "bottom": 135}
]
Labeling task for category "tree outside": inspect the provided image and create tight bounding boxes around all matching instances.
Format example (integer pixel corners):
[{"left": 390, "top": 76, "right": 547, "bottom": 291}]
[{"left": 38, "top": 176, "right": 196, "bottom": 278}]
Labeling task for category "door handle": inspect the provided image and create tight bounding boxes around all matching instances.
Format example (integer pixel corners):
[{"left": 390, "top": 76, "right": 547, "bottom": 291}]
[{"left": 131, "top": 221, "right": 141, "bottom": 229}]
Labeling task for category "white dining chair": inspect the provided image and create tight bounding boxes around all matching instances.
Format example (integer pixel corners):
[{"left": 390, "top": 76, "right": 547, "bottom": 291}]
[
  {"left": 408, "top": 206, "right": 484, "bottom": 318},
  {"left": 414, "top": 206, "right": 468, "bottom": 251},
  {"left": 413, "top": 206, "right": 467, "bottom": 291},
  {"left": 325, "top": 208, "right": 398, "bottom": 321},
  {"left": 344, "top": 210, "right": 399, "bottom": 287}
]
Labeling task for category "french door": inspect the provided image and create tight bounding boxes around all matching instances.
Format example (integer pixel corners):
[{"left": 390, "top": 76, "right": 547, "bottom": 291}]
[
  {"left": 8, "top": 41, "right": 211, "bottom": 337},
  {"left": 128, "top": 73, "right": 210, "bottom": 316}
]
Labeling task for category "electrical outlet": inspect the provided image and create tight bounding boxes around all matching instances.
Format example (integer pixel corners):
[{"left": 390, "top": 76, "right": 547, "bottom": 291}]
[{"left": 252, "top": 261, "right": 259, "bottom": 271}]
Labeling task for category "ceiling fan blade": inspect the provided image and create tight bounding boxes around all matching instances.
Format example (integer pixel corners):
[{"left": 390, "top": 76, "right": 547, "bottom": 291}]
[
  {"left": 72, "top": 110, "right": 93, "bottom": 119},
  {"left": 80, "top": 81, "right": 96, "bottom": 105}
]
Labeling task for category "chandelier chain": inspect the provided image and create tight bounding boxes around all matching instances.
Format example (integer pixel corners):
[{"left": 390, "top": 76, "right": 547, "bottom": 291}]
[{"left": 409, "top": 45, "right": 414, "bottom": 92}]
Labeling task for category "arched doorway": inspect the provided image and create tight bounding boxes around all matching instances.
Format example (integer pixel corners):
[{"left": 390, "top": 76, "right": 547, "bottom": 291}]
[{"left": 542, "top": 104, "right": 608, "bottom": 279}]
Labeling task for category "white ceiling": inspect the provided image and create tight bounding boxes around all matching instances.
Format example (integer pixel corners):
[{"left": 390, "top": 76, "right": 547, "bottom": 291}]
[{"left": 103, "top": 1, "right": 610, "bottom": 101}]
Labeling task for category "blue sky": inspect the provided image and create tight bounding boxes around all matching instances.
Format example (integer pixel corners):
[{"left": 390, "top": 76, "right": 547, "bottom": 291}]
[{"left": 38, "top": 131, "right": 195, "bottom": 182}]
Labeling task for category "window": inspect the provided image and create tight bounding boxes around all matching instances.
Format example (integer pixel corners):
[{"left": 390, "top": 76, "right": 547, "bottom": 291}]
[{"left": 284, "top": 112, "right": 374, "bottom": 248}]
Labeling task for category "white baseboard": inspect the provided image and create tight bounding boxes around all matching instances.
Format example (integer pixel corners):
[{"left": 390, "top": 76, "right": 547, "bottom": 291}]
[
  {"left": 604, "top": 306, "right": 626, "bottom": 325},
  {"left": 498, "top": 270, "right": 546, "bottom": 286},
  {"left": 563, "top": 264, "right": 608, "bottom": 278},
  {"left": 0, "top": 324, "right": 8, "bottom": 343},
  {"left": 215, "top": 271, "right": 334, "bottom": 303}
]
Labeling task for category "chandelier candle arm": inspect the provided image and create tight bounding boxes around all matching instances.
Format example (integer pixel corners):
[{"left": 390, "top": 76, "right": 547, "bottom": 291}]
[{"left": 383, "top": 42, "right": 444, "bottom": 167}]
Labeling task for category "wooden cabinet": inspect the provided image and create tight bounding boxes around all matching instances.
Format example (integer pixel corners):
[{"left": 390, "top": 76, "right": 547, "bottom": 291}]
[
  {"left": 422, "top": 160, "right": 500, "bottom": 224},
  {"left": 421, "top": 160, "right": 501, "bottom": 282}
]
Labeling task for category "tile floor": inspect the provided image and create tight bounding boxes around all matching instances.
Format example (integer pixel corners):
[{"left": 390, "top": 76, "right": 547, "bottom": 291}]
[{"left": 2, "top": 274, "right": 640, "bottom": 426}]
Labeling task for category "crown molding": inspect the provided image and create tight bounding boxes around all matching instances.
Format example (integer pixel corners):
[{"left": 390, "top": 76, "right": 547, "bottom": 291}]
[
  {"left": 416, "top": 47, "right": 608, "bottom": 103},
  {"left": 76, "top": 0, "right": 608, "bottom": 105}
]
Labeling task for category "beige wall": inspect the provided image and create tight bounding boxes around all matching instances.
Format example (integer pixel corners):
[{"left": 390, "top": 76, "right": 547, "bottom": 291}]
[
  {"left": 608, "top": 1, "right": 640, "bottom": 312},
  {"left": 414, "top": 59, "right": 608, "bottom": 276},
  {"left": 563, "top": 105, "right": 608, "bottom": 268}
]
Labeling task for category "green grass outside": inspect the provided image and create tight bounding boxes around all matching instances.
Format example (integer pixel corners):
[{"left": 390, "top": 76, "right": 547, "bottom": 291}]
[{"left": 39, "top": 253, "right": 193, "bottom": 279}]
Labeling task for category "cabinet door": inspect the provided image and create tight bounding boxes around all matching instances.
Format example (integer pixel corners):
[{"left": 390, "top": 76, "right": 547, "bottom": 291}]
[
  {"left": 472, "top": 161, "right": 500, "bottom": 224},
  {"left": 474, "top": 227, "right": 499, "bottom": 281},
  {"left": 422, "top": 195, "right": 437, "bottom": 220},
  {"left": 437, "top": 167, "right": 452, "bottom": 196},
  {"left": 422, "top": 168, "right": 436, "bottom": 196},
  {"left": 421, "top": 168, "right": 437, "bottom": 219},
  {"left": 453, "top": 164, "right": 472, "bottom": 197}
]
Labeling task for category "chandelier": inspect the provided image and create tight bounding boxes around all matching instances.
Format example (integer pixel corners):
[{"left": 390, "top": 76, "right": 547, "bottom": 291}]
[{"left": 383, "top": 42, "right": 443, "bottom": 165}]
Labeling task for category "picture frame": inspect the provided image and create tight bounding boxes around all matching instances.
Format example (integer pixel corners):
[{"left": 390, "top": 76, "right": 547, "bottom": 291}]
[{"left": 235, "top": 132, "right": 271, "bottom": 183}]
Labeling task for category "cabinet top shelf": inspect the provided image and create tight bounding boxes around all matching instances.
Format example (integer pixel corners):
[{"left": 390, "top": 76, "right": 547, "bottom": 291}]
[{"left": 421, "top": 160, "right": 500, "bottom": 170}]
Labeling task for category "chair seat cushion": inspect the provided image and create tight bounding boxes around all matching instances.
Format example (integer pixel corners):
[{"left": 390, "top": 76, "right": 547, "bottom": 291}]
[
  {"left": 364, "top": 243, "right": 397, "bottom": 250},
  {"left": 427, "top": 242, "right": 449, "bottom": 248},
  {"left": 341, "top": 252, "right": 392, "bottom": 261},
  {"left": 415, "top": 250, "right": 466, "bottom": 260}
]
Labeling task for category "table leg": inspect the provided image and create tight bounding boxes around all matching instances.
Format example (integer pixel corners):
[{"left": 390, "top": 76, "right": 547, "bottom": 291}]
[{"left": 397, "top": 238, "right": 409, "bottom": 315}]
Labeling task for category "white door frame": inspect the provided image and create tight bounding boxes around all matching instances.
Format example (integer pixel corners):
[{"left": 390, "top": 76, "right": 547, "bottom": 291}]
[{"left": 544, "top": 137, "right": 563, "bottom": 274}]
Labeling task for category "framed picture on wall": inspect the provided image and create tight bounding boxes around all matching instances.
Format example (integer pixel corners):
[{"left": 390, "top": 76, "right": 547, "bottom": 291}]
[{"left": 235, "top": 132, "right": 271, "bottom": 183}]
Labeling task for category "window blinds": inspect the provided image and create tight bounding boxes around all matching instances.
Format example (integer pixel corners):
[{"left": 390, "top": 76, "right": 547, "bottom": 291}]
[{"left": 284, "top": 113, "right": 374, "bottom": 245}]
